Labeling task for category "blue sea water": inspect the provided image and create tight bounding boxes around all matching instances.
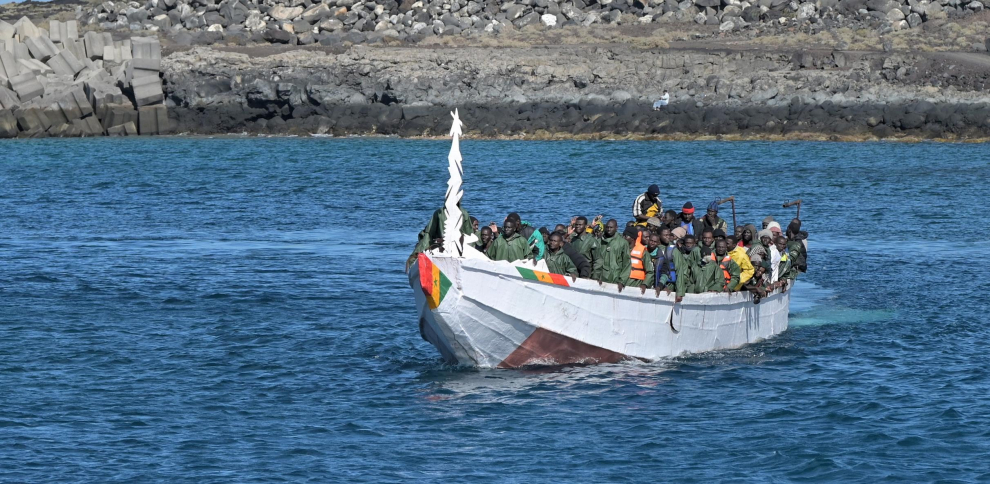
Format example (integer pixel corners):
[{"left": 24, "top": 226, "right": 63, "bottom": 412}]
[{"left": 1, "top": 137, "right": 988, "bottom": 482}]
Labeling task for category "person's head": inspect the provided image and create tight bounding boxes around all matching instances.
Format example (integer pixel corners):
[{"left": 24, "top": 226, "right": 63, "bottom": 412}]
[
  {"left": 725, "top": 234, "right": 736, "bottom": 247},
  {"left": 671, "top": 226, "right": 687, "bottom": 242},
  {"left": 659, "top": 227, "right": 673, "bottom": 245},
  {"left": 662, "top": 210, "right": 678, "bottom": 224},
  {"left": 647, "top": 232, "right": 661, "bottom": 251},
  {"left": 646, "top": 217, "right": 662, "bottom": 233},
  {"left": 605, "top": 219, "right": 618, "bottom": 238},
  {"left": 548, "top": 232, "right": 564, "bottom": 251},
  {"left": 683, "top": 235, "right": 697, "bottom": 251},
  {"left": 554, "top": 224, "right": 567, "bottom": 234},
  {"left": 539, "top": 227, "right": 550, "bottom": 241},
  {"left": 701, "top": 229, "right": 715, "bottom": 247},
  {"left": 774, "top": 235, "right": 787, "bottom": 252},
  {"left": 733, "top": 225, "right": 744, "bottom": 238},
  {"left": 681, "top": 202, "right": 695, "bottom": 221},
  {"left": 768, "top": 221, "right": 782, "bottom": 237},
  {"left": 758, "top": 229, "right": 773, "bottom": 246},
  {"left": 787, "top": 219, "right": 801, "bottom": 238},
  {"left": 713, "top": 229, "right": 726, "bottom": 241},
  {"left": 506, "top": 212, "right": 521, "bottom": 226},
  {"left": 480, "top": 226, "right": 493, "bottom": 245},
  {"left": 574, "top": 216, "right": 588, "bottom": 234},
  {"left": 706, "top": 200, "right": 719, "bottom": 219},
  {"left": 647, "top": 184, "right": 660, "bottom": 203},
  {"left": 742, "top": 227, "right": 754, "bottom": 243},
  {"left": 715, "top": 239, "right": 728, "bottom": 257},
  {"left": 752, "top": 258, "right": 767, "bottom": 278},
  {"left": 503, "top": 219, "right": 517, "bottom": 238},
  {"left": 762, "top": 216, "right": 775, "bottom": 229},
  {"left": 470, "top": 216, "right": 479, "bottom": 232},
  {"left": 622, "top": 226, "right": 638, "bottom": 245}
]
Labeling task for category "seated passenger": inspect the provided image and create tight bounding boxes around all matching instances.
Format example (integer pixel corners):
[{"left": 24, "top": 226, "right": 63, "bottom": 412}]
[
  {"left": 544, "top": 232, "right": 578, "bottom": 279},
  {"left": 569, "top": 216, "right": 599, "bottom": 269},
  {"left": 725, "top": 235, "right": 754, "bottom": 290},
  {"left": 678, "top": 202, "right": 705, "bottom": 237},
  {"left": 701, "top": 239, "right": 741, "bottom": 292},
  {"left": 700, "top": 229, "right": 716, "bottom": 256},
  {"left": 673, "top": 234, "right": 703, "bottom": 302}
]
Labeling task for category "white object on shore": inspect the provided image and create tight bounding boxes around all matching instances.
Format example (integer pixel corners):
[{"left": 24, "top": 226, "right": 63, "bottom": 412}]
[{"left": 410, "top": 254, "right": 790, "bottom": 368}]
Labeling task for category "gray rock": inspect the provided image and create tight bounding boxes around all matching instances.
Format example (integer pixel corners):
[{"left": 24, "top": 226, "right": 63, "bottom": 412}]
[
  {"left": 694, "top": 0, "right": 720, "bottom": 6},
  {"left": 263, "top": 28, "right": 295, "bottom": 43}
]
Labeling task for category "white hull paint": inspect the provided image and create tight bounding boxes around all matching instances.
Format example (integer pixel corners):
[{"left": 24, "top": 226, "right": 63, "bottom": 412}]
[{"left": 410, "top": 252, "right": 790, "bottom": 368}]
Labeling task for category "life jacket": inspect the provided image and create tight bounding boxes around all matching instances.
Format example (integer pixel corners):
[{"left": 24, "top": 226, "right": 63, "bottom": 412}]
[
  {"left": 711, "top": 253, "right": 732, "bottom": 288},
  {"left": 629, "top": 233, "right": 647, "bottom": 281}
]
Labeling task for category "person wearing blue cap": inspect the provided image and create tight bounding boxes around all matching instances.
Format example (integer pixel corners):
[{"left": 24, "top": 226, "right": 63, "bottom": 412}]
[
  {"left": 632, "top": 184, "right": 662, "bottom": 227},
  {"left": 701, "top": 200, "right": 729, "bottom": 234}
]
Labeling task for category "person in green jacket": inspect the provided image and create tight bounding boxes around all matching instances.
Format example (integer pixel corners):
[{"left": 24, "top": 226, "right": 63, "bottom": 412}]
[
  {"left": 673, "top": 235, "right": 704, "bottom": 301},
  {"left": 406, "top": 203, "right": 474, "bottom": 270},
  {"left": 592, "top": 219, "right": 631, "bottom": 286},
  {"left": 699, "top": 239, "right": 741, "bottom": 292},
  {"left": 569, "top": 216, "right": 599, "bottom": 268},
  {"left": 774, "top": 235, "right": 798, "bottom": 288},
  {"left": 488, "top": 219, "right": 530, "bottom": 262},
  {"left": 544, "top": 232, "right": 578, "bottom": 278},
  {"left": 701, "top": 200, "right": 729, "bottom": 233}
]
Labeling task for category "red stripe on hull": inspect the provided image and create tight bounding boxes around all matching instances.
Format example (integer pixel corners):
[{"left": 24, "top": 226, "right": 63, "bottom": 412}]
[{"left": 497, "top": 328, "right": 628, "bottom": 368}]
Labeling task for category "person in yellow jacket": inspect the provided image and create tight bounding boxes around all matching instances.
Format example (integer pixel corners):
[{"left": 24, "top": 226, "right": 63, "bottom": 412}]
[
  {"left": 632, "top": 184, "right": 662, "bottom": 226},
  {"left": 726, "top": 235, "right": 755, "bottom": 290}
]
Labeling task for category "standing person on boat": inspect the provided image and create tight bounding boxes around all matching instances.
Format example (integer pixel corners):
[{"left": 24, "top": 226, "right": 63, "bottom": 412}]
[
  {"left": 506, "top": 212, "right": 545, "bottom": 261},
  {"left": 652, "top": 228, "right": 677, "bottom": 293},
  {"left": 470, "top": 217, "right": 480, "bottom": 239},
  {"left": 592, "top": 219, "right": 631, "bottom": 288},
  {"left": 569, "top": 216, "right": 599, "bottom": 270},
  {"left": 750, "top": 228, "right": 772, "bottom": 261},
  {"left": 772, "top": 235, "right": 792, "bottom": 291},
  {"left": 673, "top": 235, "right": 703, "bottom": 302},
  {"left": 623, "top": 227, "right": 654, "bottom": 292},
  {"left": 738, "top": 225, "right": 756, "bottom": 249},
  {"left": 633, "top": 185, "right": 663, "bottom": 226},
  {"left": 544, "top": 232, "right": 578, "bottom": 279},
  {"left": 701, "top": 239, "right": 741, "bottom": 292},
  {"left": 407, "top": 202, "right": 475, "bottom": 269},
  {"left": 701, "top": 201, "right": 728, "bottom": 233},
  {"left": 678, "top": 202, "right": 705, "bottom": 237},
  {"left": 473, "top": 226, "right": 495, "bottom": 255},
  {"left": 785, "top": 219, "right": 808, "bottom": 276},
  {"left": 488, "top": 218, "right": 530, "bottom": 262},
  {"left": 725, "top": 235, "right": 755, "bottom": 290}
]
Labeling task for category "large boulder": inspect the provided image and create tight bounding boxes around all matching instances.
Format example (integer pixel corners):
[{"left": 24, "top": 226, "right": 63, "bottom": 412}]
[{"left": 269, "top": 5, "right": 304, "bottom": 21}]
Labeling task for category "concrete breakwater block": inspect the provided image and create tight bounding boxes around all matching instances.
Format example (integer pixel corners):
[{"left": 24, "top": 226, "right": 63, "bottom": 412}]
[
  {"left": 106, "top": 121, "right": 137, "bottom": 136},
  {"left": 13, "top": 17, "right": 41, "bottom": 40},
  {"left": 14, "top": 105, "right": 51, "bottom": 132},
  {"left": 83, "top": 31, "right": 114, "bottom": 60},
  {"left": 100, "top": 103, "right": 137, "bottom": 130},
  {"left": 0, "top": 85, "right": 18, "bottom": 110},
  {"left": 25, "top": 35, "right": 59, "bottom": 62},
  {"left": 48, "top": 20, "right": 79, "bottom": 44},
  {"left": 137, "top": 104, "right": 169, "bottom": 135},
  {"left": 17, "top": 58, "right": 51, "bottom": 75},
  {"left": 131, "top": 37, "right": 161, "bottom": 60},
  {"left": 10, "top": 71, "right": 43, "bottom": 101},
  {"left": 46, "top": 50, "right": 85, "bottom": 77},
  {"left": 71, "top": 116, "right": 103, "bottom": 136},
  {"left": 131, "top": 75, "right": 164, "bottom": 107},
  {"left": 125, "top": 57, "right": 161, "bottom": 84},
  {"left": 0, "top": 21, "right": 14, "bottom": 41},
  {"left": 0, "top": 50, "right": 18, "bottom": 79},
  {"left": 0, "top": 109, "right": 18, "bottom": 137}
]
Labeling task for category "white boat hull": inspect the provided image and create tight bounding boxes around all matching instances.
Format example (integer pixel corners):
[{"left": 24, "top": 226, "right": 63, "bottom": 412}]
[{"left": 410, "top": 252, "right": 790, "bottom": 368}]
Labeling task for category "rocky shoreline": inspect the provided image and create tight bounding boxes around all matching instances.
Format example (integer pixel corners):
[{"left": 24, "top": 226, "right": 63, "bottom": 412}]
[
  {"left": 2, "top": 0, "right": 990, "bottom": 140},
  {"left": 161, "top": 44, "right": 990, "bottom": 140}
]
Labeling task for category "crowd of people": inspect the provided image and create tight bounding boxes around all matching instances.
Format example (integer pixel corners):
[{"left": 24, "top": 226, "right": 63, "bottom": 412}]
[{"left": 410, "top": 184, "right": 808, "bottom": 304}]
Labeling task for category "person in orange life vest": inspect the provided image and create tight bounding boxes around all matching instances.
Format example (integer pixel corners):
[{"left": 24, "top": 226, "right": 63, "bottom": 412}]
[
  {"left": 701, "top": 239, "right": 741, "bottom": 292},
  {"left": 622, "top": 226, "right": 655, "bottom": 293},
  {"left": 678, "top": 202, "right": 705, "bottom": 237},
  {"left": 633, "top": 184, "right": 663, "bottom": 226}
]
